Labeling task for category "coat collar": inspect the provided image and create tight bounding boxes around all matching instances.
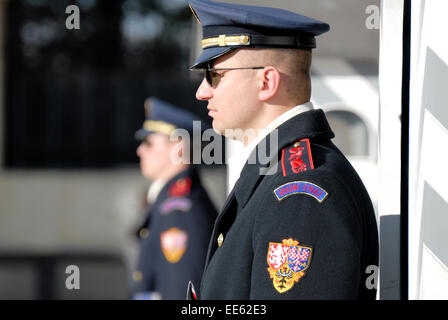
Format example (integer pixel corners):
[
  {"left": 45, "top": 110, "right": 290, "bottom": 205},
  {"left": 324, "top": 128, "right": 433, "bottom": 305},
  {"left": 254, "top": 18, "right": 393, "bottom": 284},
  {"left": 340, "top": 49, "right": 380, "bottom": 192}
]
[{"left": 233, "top": 109, "right": 334, "bottom": 208}]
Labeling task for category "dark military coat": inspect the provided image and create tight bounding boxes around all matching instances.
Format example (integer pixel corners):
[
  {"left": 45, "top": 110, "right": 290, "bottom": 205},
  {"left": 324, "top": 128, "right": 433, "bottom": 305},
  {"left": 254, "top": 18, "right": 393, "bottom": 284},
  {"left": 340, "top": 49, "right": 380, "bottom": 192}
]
[
  {"left": 133, "top": 167, "right": 217, "bottom": 299},
  {"left": 199, "top": 109, "right": 379, "bottom": 300}
]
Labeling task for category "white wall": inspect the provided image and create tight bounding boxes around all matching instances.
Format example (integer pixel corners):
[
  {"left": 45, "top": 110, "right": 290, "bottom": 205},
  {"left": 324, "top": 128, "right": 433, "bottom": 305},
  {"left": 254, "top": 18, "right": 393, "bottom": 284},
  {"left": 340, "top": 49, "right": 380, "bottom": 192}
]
[{"left": 408, "top": 0, "right": 448, "bottom": 300}]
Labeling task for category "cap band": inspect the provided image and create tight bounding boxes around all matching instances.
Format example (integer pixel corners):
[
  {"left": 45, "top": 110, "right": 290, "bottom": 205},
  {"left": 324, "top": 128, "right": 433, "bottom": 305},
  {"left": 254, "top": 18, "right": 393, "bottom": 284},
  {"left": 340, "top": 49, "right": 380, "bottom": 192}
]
[
  {"left": 143, "top": 120, "right": 176, "bottom": 136},
  {"left": 201, "top": 34, "right": 316, "bottom": 50},
  {"left": 202, "top": 34, "right": 250, "bottom": 48}
]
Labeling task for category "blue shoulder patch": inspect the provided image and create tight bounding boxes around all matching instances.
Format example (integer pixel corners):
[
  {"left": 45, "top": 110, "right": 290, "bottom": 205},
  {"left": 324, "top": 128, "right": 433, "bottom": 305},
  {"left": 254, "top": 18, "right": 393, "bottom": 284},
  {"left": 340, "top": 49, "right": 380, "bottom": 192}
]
[
  {"left": 160, "top": 197, "right": 192, "bottom": 215},
  {"left": 273, "top": 181, "right": 328, "bottom": 202}
]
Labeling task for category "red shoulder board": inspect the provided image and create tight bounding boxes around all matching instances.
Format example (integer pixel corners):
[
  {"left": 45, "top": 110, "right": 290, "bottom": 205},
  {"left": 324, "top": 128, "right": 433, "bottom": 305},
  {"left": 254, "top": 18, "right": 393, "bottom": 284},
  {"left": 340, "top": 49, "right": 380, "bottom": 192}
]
[
  {"left": 168, "top": 177, "right": 192, "bottom": 197},
  {"left": 281, "top": 139, "right": 314, "bottom": 176}
]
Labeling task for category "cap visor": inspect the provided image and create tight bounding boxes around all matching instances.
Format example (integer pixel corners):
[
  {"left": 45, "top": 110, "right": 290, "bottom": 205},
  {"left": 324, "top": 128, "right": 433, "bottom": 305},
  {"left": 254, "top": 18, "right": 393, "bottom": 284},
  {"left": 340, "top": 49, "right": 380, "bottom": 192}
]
[
  {"left": 190, "top": 46, "right": 234, "bottom": 69},
  {"left": 134, "top": 129, "right": 153, "bottom": 141}
]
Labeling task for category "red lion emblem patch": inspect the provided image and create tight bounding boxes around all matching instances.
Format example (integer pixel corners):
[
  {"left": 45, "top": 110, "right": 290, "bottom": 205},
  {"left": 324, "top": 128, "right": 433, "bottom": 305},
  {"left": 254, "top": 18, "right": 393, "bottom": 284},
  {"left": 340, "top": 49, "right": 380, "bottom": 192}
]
[{"left": 281, "top": 139, "right": 314, "bottom": 176}]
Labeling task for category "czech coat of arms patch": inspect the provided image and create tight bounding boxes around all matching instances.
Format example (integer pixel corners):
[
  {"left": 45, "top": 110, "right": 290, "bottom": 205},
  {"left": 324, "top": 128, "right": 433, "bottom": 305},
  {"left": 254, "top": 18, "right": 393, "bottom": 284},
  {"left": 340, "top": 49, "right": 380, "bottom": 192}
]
[
  {"left": 267, "top": 238, "right": 312, "bottom": 293},
  {"left": 160, "top": 227, "right": 188, "bottom": 263}
]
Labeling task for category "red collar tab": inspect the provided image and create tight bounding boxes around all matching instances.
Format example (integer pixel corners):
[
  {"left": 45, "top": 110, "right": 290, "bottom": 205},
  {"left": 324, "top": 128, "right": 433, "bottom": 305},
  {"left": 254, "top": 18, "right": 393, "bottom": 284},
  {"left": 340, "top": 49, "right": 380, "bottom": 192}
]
[
  {"left": 281, "top": 139, "right": 314, "bottom": 176},
  {"left": 168, "top": 177, "right": 192, "bottom": 197}
]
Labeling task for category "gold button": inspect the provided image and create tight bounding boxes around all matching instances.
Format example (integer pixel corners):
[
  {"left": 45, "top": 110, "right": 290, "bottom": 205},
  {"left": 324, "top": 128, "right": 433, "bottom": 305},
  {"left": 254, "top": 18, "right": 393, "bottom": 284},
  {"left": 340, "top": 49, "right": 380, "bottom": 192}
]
[
  {"left": 139, "top": 228, "right": 150, "bottom": 239},
  {"left": 133, "top": 271, "right": 142, "bottom": 282},
  {"left": 240, "top": 35, "right": 250, "bottom": 45},
  {"left": 293, "top": 142, "right": 300, "bottom": 147},
  {"left": 217, "top": 233, "right": 224, "bottom": 247}
]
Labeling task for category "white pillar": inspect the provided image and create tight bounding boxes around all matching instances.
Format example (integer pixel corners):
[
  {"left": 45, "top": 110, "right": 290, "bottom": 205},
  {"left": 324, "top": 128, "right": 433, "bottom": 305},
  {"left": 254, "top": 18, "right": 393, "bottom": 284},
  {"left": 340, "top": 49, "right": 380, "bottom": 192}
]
[{"left": 378, "top": 0, "right": 404, "bottom": 299}]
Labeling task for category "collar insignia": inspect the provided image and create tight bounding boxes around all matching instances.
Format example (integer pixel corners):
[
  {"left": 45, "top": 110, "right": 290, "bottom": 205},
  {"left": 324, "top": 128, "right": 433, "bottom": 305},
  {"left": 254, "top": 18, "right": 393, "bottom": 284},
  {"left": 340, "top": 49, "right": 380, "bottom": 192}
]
[
  {"left": 281, "top": 139, "right": 314, "bottom": 176},
  {"left": 168, "top": 177, "right": 192, "bottom": 197}
]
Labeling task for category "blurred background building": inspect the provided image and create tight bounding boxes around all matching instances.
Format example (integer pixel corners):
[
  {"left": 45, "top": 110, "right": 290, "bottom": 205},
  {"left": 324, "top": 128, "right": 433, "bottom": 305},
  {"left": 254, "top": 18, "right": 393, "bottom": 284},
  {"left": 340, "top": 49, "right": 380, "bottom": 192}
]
[
  {"left": 0, "top": 0, "right": 227, "bottom": 299},
  {"left": 0, "top": 0, "right": 381, "bottom": 299}
]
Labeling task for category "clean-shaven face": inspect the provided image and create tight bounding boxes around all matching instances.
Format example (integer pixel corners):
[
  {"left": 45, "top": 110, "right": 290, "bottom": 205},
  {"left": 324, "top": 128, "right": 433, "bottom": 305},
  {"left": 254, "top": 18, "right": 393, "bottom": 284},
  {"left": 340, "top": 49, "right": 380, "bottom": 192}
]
[
  {"left": 136, "top": 133, "right": 174, "bottom": 180},
  {"left": 195, "top": 50, "right": 263, "bottom": 137}
]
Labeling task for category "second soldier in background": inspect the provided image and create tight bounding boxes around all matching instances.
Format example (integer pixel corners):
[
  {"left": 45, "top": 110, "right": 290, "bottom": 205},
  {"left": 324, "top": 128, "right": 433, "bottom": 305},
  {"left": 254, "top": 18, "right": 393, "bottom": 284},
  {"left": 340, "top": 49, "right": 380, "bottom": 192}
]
[{"left": 132, "top": 97, "right": 217, "bottom": 299}]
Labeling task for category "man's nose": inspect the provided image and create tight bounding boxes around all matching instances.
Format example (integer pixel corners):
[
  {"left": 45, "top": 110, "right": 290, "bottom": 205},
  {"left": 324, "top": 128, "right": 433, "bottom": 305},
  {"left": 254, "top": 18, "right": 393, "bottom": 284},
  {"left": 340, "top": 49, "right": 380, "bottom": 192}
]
[
  {"left": 136, "top": 144, "right": 143, "bottom": 157},
  {"left": 196, "top": 78, "right": 213, "bottom": 101}
]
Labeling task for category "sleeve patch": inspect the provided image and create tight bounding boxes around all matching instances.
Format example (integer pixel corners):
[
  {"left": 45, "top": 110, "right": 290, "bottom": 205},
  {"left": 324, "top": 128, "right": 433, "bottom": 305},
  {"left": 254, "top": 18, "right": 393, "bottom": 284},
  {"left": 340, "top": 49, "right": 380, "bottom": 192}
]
[
  {"left": 281, "top": 139, "right": 314, "bottom": 176},
  {"left": 273, "top": 181, "right": 328, "bottom": 202},
  {"left": 267, "top": 239, "right": 313, "bottom": 293},
  {"left": 160, "top": 197, "right": 192, "bottom": 215},
  {"left": 160, "top": 227, "right": 188, "bottom": 263}
]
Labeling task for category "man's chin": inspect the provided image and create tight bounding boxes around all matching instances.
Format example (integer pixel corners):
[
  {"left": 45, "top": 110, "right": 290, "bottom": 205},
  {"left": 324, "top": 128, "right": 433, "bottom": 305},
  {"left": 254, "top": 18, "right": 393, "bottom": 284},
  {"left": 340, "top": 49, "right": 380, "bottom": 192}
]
[
  {"left": 211, "top": 121, "right": 225, "bottom": 136},
  {"left": 141, "top": 169, "right": 156, "bottom": 181},
  {"left": 212, "top": 122, "right": 254, "bottom": 143}
]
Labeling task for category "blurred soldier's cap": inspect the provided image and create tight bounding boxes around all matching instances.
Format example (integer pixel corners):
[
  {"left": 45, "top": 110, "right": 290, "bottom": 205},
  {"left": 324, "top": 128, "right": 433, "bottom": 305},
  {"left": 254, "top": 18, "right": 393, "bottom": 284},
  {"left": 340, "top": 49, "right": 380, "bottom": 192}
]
[
  {"left": 188, "top": 0, "right": 330, "bottom": 70},
  {"left": 135, "top": 97, "right": 201, "bottom": 141}
]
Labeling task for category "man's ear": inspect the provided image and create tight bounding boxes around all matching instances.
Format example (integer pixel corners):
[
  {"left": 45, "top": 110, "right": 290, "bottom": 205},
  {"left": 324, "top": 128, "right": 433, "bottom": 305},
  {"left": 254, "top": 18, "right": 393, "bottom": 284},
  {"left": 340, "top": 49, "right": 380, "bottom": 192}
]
[
  {"left": 169, "top": 138, "right": 185, "bottom": 165},
  {"left": 175, "top": 139, "right": 185, "bottom": 157},
  {"left": 258, "top": 66, "right": 280, "bottom": 101}
]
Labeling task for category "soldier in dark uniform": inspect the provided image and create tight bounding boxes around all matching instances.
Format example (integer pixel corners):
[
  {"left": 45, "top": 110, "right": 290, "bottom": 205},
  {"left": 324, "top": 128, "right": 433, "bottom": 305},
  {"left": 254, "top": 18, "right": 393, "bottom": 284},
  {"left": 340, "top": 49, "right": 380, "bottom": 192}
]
[
  {"left": 132, "top": 97, "right": 217, "bottom": 300},
  {"left": 187, "top": 0, "right": 379, "bottom": 299}
]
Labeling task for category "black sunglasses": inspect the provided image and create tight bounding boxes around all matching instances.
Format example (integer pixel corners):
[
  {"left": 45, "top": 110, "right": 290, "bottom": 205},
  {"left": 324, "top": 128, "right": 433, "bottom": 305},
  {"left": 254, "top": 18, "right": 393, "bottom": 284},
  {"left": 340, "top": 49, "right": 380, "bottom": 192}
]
[{"left": 203, "top": 65, "right": 265, "bottom": 88}]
